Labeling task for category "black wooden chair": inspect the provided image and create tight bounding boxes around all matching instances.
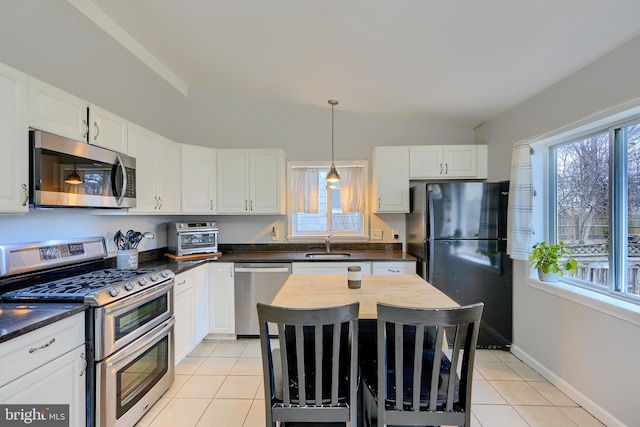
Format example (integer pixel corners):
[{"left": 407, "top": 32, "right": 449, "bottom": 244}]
[
  {"left": 362, "top": 302, "right": 484, "bottom": 427},
  {"left": 257, "top": 302, "right": 360, "bottom": 426}
]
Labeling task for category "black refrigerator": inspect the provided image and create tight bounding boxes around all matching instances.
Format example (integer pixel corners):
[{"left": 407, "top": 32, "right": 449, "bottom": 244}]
[{"left": 407, "top": 181, "right": 512, "bottom": 349}]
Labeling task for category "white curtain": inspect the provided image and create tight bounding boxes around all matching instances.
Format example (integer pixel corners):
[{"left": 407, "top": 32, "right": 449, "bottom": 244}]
[
  {"left": 337, "top": 167, "right": 364, "bottom": 213},
  {"left": 290, "top": 168, "right": 319, "bottom": 213},
  {"left": 507, "top": 140, "right": 535, "bottom": 261}
]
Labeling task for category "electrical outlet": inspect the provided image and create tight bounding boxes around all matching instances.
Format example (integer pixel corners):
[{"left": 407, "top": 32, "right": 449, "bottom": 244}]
[
  {"left": 371, "top": 229, "right": 383, "bottom": 240},
  {"left": 392, "top": 229, "right": 399, "bottom": 239},
  {"left": 272, "top": 228, "right": 280, "bottom": 241},
  {"left": 106, "top": 236, "right": 116, "bottom": 254}
]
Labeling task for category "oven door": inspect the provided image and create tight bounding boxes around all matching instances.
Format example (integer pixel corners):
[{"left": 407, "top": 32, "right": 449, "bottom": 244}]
[
  {"left": 94, "top": 279, "right": 173, "bottom": 360},
  {"left": 176, "top": 230, "right": 218, "bottom": 255},
  {"left": 96, "top": 317, "right": 174, "bottom": 427}
]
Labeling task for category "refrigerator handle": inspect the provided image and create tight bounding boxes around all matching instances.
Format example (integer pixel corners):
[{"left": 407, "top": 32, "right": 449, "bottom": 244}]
[{"left": 427, "top": 189, "right": 435, "bottom": 244}]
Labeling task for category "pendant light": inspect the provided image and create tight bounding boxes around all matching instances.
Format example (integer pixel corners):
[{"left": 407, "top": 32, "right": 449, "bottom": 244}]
[
  {"left": 326, "top": 99, "right": 341, "bottom": 184},
  {"left": 64, "top": 157, "right": 83, "bottom": 185}
]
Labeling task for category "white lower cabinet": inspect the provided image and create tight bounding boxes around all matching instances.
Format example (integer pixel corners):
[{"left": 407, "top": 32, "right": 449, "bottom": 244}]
[
  {"left": 208, "top": 262, "right": 235, "bottom": 338},
  {"left": 0, "top": 313, "right": 86, "bottom": 427},
  {"left": 292, "top": 261, "right": 415, "bottom": 275},
  {"left": 174, "top": 269, "right": 196, "bottom": 365},
  {"left": 194, "top": 265, "right": 210, "bottom": 344}
]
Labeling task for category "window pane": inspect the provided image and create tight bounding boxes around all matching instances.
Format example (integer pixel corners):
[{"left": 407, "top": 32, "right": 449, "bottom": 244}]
[
  {"left": 626, "top": 123, "right": 640, "bottom": 296},
  {"left": 555, "top": 132, "right": 610, "bottom": 288}
]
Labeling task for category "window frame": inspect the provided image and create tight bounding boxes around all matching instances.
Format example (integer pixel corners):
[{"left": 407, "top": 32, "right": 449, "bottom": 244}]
[
  {"left": 543, "top": 114, "right": 640, "bottom": 304},
  {"left": 286, "top": 160, "right": 369, "bottom": 241}
]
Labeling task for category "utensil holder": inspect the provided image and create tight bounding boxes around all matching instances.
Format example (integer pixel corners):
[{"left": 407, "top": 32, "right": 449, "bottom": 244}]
[{"left": 117, "top": 249, "right": 138, "bottom": 270}]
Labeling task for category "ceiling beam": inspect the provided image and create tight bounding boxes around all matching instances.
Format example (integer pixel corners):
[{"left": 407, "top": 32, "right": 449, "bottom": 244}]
[{"left": 64, "top": 0, "right": 189, "bottom": 96}]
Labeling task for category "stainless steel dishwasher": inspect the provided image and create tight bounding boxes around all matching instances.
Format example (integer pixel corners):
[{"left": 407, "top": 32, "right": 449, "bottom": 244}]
[{"left": 234, "top": 262, "right": 291, "bottom": 336}]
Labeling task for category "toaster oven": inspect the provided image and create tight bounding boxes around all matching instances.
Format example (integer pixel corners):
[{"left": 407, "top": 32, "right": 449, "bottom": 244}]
[{"left": 167, "top": 222, "right": 218, "bottom": 256}]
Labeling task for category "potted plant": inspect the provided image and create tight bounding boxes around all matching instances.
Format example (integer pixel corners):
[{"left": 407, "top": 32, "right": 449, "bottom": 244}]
[{"left": 529, "top": 241, "right": 579, "bottom": 282}]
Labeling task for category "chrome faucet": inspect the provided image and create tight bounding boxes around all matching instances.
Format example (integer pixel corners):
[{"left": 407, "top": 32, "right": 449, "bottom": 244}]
[{"left": 325, "top": 235, "right": 331, "bottom": 253}]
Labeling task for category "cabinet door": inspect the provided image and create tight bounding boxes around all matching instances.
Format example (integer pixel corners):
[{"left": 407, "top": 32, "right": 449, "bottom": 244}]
[
  {"left": 181, "top": 144, "right": 217, "bottom": 213},
  {"left": 0, "top": 346, "right": 86, "bottom": 427},
  {"left": 442, "top": 145, "right": 477, "bottom": 177},
  {"left": 0, "top": 63, "right": 28, "bottom": 213},
  {"left": 174, "top": 287, "right": 195, "bottom": 365},
  {"left": 409, "top": 146, "right": 445, "bottom": 178},
  {"left": 127, "top": 123, "right": 157, "bottom": 212},
  {"left": 217, "top": 150, "right": 249, "bottom": 214},
  {"left": 88, "top": 104, "right": 128, "bottom": 154},
  {"left": 372, "top": 261, "right": 416, "bottom": 275},
  {"left": 155, "top": 136, "right": 181, "bottom": 213},
  {"left": 372, "top": 146, "right": 409, "bottom": 213},
  {"left": 250, "top": 149, "right": 285, "bottom": 214},
  {"left": 209, "top": 263, "right": 235, "bottom": 337},
  {"left": 194, "top": 265, "right": 210, "bottom": 344},
  {"left": 28, "top": 77, "right": 88, "bottom": 141}
]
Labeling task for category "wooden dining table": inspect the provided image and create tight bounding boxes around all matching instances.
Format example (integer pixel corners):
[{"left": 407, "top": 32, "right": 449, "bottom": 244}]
[{"left": 271, "top": 273, "right": 460, "bottom": 316}]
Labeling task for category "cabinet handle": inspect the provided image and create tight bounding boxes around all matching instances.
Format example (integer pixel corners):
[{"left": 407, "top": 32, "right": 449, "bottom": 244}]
[
  {"left": 445, "top": 163, "right": 448, "bottom": 174},
  {"left": 83, "top": 119, "right": 88, "bottom": 140},
  {"left": 21, "top": 183, "right": 29, "bottom": 206},
  {"left": 244, "top": 200, "right": 248, "bottom": 211},
  {"left": 440, "top": 163, "right": 443, "bottom": 175},
  {"left": 230, "top": 267, "right": 233, "bottom": 278},
  {"left": 177, "top": 280, "right": 186, "bottom": 286},
  {"left": 29, "top": 338, "right": 55, "bottom": 353},
  {"left": 158, "top": 197, "right": 163, "bottom": 209},
  {"left": 93, "top": 122, "right": 100, "bottom": 140},
  {"left": 154, "top": 196, "right": 159, "bottom": 209},
  {"left": 250, "top": 200, "right": 253, "bottom": 211},
  {"left": 388, "top": 269, "right": 400, "bottom": 273},
  {"left": 80, "top": 352, "right": 87, "bottom": 377},
  {"left": 210, "top": 200, "right": 213, "bottom": 211},
  {"left": 378, "top": 198, "right": 381, "bottom": 209}
]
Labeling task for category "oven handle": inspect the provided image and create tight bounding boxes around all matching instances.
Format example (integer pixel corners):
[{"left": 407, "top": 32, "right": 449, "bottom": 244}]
[
  {"left": 104, "top": 317, "right": 175, "bottom": 369},
  {"left": 103, "top": 279, "right": 174, "bottom": 315},
  {"left": 115, "top": 153, "right": 127, "bottom": 207},
  {"left": 234, "top": 267, "right": 290, "bottom": 273}
]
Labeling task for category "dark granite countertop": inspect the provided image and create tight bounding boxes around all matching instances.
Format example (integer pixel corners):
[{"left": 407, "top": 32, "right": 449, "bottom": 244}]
[
  {"left": 0, "top": 303, "right": 87, "bottom": 344},
  {"left": 139, "top": 244, "right": 416, "bottom": 275}
]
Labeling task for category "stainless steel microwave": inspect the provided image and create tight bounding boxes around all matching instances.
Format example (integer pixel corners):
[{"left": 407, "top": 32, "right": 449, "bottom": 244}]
[{"left": 30, "top": 130, "right": 136, "bottom": 209}]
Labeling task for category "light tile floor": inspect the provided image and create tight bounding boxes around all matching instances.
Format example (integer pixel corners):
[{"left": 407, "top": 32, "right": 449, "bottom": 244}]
[{"left": 135, "top": 338, "right": 604, "bottom": 427}]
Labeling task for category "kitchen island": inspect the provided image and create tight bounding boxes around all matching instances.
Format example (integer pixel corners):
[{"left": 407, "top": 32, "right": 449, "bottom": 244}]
[{"left": 271, "top": 273, "right": 458, "bottom": 317}]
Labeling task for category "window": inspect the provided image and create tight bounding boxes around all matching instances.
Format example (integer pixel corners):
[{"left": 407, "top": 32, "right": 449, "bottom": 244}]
[
  {"left": 288, "top": 161, "right": 367, "bottom": 238},
  {"left": 549, "top": 119, "right": 640, "bottom": 300}
]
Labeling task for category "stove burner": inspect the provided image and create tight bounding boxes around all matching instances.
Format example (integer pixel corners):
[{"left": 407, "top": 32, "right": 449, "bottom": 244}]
[{"left": 1, "top": 268, "right": 162, "bottom": 302}]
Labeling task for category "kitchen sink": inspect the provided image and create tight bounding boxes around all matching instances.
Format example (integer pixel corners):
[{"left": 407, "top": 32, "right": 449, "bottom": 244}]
[{"left": 304, "top": 252, "right": 352, "bottom": 259}]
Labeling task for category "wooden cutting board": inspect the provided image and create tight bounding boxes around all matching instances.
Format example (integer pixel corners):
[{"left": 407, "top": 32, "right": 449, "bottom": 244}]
[{"left": 164, "top": 252, "right": 221, "bottom": 260}]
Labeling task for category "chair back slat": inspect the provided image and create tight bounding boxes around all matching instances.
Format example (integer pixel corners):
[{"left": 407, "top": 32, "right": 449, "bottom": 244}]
[
  {"left": 394, "top": 323, "right": 403, "bottom": 411},
  {"left": 257, "top": 302, "right": 359, "bottom": 426},
  {"left": 412, "top": 324, "right": 424, "bottom": 410},
  {"left": 429, "top": 326, "right": 445, "bottom": 411},
  {"left": 331, "top": 322, "right": 340, "bottom": 404}
]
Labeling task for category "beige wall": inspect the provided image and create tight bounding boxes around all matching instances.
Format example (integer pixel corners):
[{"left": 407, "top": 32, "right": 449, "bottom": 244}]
[{"left": 475, "top": 33, "right": 640, "bottom": 427}]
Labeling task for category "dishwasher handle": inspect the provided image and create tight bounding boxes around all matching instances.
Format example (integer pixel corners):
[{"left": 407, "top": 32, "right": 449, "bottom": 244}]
[{"left": 235, "top": 267, "right": 290, "bottom": 273}]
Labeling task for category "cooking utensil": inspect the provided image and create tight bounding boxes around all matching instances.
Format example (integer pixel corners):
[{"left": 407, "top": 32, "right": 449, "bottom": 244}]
[{"left": 113, "top": 230, "right": 126, "bottom": 250}]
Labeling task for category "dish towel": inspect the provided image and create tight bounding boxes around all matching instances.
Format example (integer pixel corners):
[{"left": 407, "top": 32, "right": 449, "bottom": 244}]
[{"left": 507, "top": 140, "right": 535, "bottom": 261}]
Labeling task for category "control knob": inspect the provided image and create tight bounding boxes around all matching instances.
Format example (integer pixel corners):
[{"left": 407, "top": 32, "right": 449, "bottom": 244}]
[
  {"left": 109, "top": 287, "right": 120, "bottom": 297},
  {"left": 124, "top": 282, "right": 134, "bottom": 291},
  {"left": 138, "top": 277, "right": 148, "bottom": 286},
  {"left": 150, "top": 274, "right": 158, "bottom": 282}
]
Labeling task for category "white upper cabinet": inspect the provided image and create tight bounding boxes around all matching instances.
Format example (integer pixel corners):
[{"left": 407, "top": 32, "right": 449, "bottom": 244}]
[
  {"left": 217, "top": 149, "right": 285, "bottom": 214},
  {"left": 410, "top": 145, "right": 488, "bottom": 179},
  {"left": 371, "top": 146, "right": 410, "bottom": 213},
  {"left": 88, "top": 104, "right": 128, "bottom": 153},
  {"left": 29, "top": 78, "right": 129, "bottom": 154},
  {"left": 127, "top": 123, "right": 181, "bottom": 214},
  {"left": 181, "top": 144, "right": 217, "bottom": 213},
  {"left": 29, "top": 77, "right": 88, "bottom": 142},
  {"left": 0, "top": 63, "right": 28, "bottom": 213}
]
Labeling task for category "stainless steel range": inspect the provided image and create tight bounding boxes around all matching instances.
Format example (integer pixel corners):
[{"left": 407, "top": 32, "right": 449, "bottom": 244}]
[{"left": 0, "top": 237, "right": 175, "bottom": 427}]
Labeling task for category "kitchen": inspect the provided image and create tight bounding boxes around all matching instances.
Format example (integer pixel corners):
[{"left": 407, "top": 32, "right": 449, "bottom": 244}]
[{"left": 1, "top": 2, "right": 640, "bottom": 427}]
